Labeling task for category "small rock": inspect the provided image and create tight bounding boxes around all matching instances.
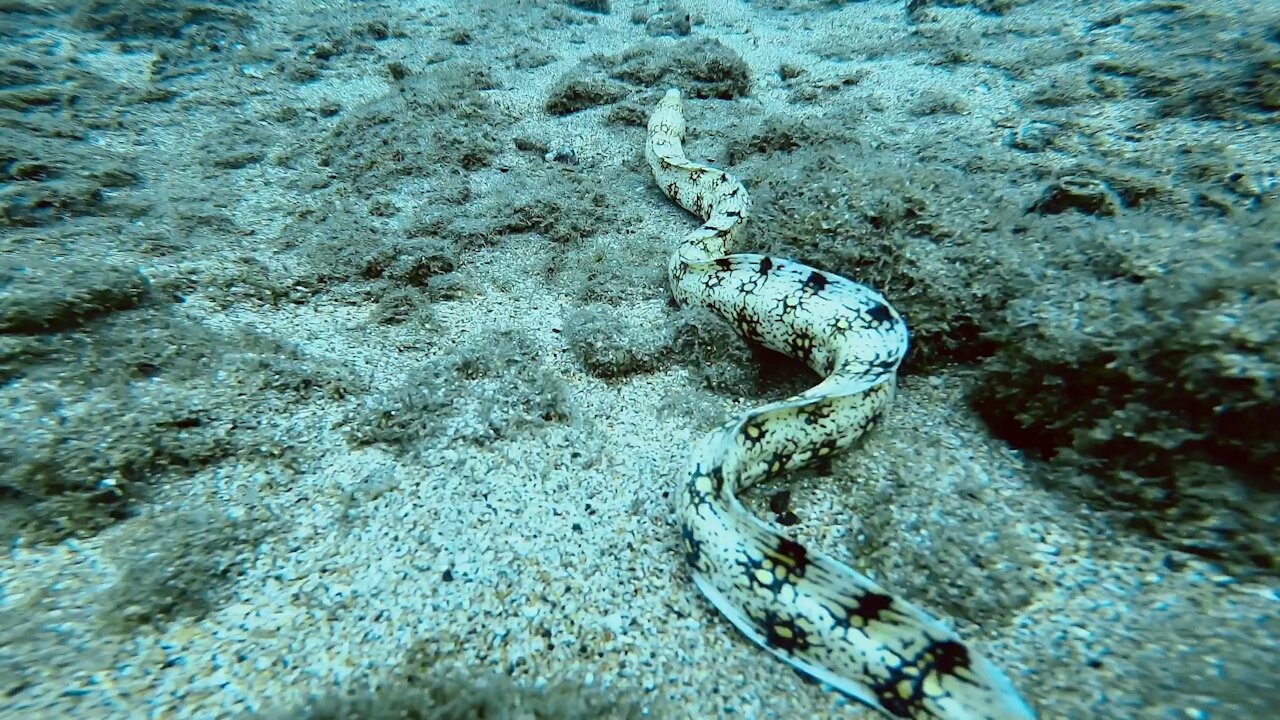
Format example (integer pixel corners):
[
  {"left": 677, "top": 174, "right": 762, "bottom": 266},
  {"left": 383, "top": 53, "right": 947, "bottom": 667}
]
[
  {"left": 1010, "top": 120, "right": 1060, "bottom": 151},
  {"left": 566, "top": 0, "right": 610, "bottom": 13},
  {"left": 544, "top": 145, "right": 577, "bottom": 165},
  {"left": 1030, "top": 176, "right": 1120, "bottom": 216},
  {"left": 646, "top": 10, "right": 692, "bottom": 37}
]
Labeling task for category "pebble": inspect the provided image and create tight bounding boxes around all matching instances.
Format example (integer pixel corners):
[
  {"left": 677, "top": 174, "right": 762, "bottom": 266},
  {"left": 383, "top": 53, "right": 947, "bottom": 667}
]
[{"left": 544, "top": 145, "right": 577, "bottom": 165}]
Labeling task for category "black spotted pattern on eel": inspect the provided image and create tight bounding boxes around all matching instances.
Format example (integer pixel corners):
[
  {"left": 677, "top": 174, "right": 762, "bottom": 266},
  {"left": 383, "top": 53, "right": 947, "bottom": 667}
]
[{"left": 646, "top": 88, "right": 1035, "bottom": 720}]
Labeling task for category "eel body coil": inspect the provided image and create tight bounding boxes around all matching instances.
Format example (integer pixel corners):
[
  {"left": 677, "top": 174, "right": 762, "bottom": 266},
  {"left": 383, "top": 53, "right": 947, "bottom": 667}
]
[{"left": 647, "top": 88, "right": 1035, "bottom": 720}]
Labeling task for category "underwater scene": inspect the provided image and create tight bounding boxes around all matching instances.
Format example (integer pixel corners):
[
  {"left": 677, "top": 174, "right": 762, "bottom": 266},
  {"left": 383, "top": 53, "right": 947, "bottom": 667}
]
[{"left": 1, "top": 1, "right": 1276, "bottom": 718}]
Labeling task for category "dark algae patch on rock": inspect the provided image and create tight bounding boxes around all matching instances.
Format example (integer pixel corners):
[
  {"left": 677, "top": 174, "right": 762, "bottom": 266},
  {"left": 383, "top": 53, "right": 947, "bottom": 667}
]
[
  {"left": 264, "top": 634, "right": 659, "bottom": 719},
  {"left": 1086, "top": 2, "right": 1280, "bottom": 122},
  {"left": 963, "top": 3, "right": 1278, "bottom": 576},
  {"left": 0, "top": 302, "right": 346, "bottom": 543},
  {"left": 752, "top": 144, "right": 1029, "bottom": 369},
  {"left": 72, "top": 0, "right": 253, "bottom": 41},
  {"left": 266, "top": 676, "right": 654, "bottom": 720},
  {"left": 348, "top": 330, "right": 572, "bottom": 454},
  {"left": 97, "top": 509, "right": 272, "bottom": 632},
  {"left": 973, "top": 214, "right": 1280, "bottom": 575},
  {"left": 545, "top": 35, "right": 751, "bottom": 116},
  {"left": 0, "top": 253, "right": 151, "bottom": 334}
]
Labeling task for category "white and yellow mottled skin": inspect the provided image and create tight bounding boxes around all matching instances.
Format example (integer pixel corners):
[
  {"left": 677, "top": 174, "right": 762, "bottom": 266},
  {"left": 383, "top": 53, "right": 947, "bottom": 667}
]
[{"left": 647, "top": 88, "right": 1035, "bottom": 720}]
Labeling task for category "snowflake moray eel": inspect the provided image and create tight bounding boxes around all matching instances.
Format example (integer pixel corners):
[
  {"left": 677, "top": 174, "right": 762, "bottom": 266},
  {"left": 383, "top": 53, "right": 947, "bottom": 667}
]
[{"left": 647, "top": 88, "right": 1035, "bottom": 720}]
